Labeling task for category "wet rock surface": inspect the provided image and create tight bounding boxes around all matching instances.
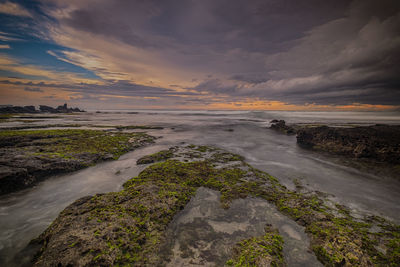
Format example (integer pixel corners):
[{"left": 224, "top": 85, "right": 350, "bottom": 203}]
[
  {"left": 297, "top": 124, "right": 400, "bottom": 164},
  {"left": 0, "top": 129, "right": 155, "bottom": 195},
  {"left": 160, "top": 188, "right": 282, "bottom": 266},
  {"left": 27, "top": 145, "right": 400, "bottom": 266},
  {"left": 160, "top": 187, "right": 320, "bottom": 267}
]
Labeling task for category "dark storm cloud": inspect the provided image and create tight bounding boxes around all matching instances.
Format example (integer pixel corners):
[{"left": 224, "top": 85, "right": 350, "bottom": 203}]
[
  {"left": 187, "top": 0, "right": 400, "bottom": 105},
  {"left": 58, "top": 0, "right": 350, "bottom": 52},
  {"left": 229, "top": 74, "right": 268, "bottom": 84},
  {"left": 40, "top": 0, "right": 400, "bottom": 106}
]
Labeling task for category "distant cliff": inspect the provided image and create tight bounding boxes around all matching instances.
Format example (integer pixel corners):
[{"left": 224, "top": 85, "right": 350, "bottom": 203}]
[{"left": 0, "top": 103, "right": 85, "bottom": 113}]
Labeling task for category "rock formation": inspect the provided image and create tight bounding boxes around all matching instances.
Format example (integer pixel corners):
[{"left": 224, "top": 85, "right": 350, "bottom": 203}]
[
  {"left": 39, "top": 103, "right": 84, "bottom": 113},
  {"left": 0, "top": 103, "right": 84, "bottom": 114},
  {"left": 269, "top": 120, "right": 296, "bottom": 135},
  {"left": 28, "top": 145, "right": 400, "bottom": 266},
  {"left": 0, "top": 129, "right": 155, "bottom": 195},
  {"left": 296, "top": 125, "right": 400, "bottom": 163}
]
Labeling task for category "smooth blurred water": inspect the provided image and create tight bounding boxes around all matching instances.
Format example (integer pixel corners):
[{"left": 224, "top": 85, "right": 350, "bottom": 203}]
[{"left": 0, "top": 110, "right": 399, "bottom": 265}]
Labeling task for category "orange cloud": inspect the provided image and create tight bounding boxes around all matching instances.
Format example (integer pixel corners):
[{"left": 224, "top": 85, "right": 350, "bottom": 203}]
[{"left": 201, "top": 99, "right": 399, "bottom": 111}]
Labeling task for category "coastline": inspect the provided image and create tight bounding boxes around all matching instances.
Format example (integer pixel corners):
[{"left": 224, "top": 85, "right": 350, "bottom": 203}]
[{"left": 0, "top": 110, "right": 399, "bottom": 266}]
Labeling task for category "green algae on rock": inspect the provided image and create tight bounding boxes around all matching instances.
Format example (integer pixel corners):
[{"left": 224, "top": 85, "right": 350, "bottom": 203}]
[
  {"left": 0, "top": 129, "right": 156, "bottom": 195},
  {"left": 136, "top": 148, "right": 175, "bottom": 164},
  {"left": 226, "top": 225, "right": 285, "bottom": 267},
  {"left": 29, "top": 145, "right": 400, "bottom": 266},
  {"left": 29, "top": 146, "right": 282, "bottom": 266}
]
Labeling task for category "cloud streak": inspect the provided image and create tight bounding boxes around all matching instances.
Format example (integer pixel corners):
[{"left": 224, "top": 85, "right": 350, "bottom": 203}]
[
  {"left": 24, "top": 87, "right": 43, "bottom": 92},
  {"left": 0, "top": 1, "right": 33, "bottom": 17}
]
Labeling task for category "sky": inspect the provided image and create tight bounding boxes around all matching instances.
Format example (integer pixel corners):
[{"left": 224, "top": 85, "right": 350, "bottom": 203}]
[{"left": 0, "top": 0, "right": 399, "bottom": 110}]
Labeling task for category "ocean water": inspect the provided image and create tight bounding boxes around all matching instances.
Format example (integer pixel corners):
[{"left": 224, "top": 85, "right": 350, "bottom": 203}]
[{"left": 0, "top": 110, "right": 399, "bottom": 265}]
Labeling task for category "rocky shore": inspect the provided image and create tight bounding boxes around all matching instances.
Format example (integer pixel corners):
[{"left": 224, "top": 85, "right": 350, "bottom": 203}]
[
  {"left": 0, "top": 103, "right": 84, "bottom": 114},
  {"left": 0, "top": 129, "right": 155, "bottom": 195},
  {"left": 297, "top": 125, "right": 400, "bottom": 164},
  {"left": 27, "top": 145, "right": 400, "bottom": 266}
]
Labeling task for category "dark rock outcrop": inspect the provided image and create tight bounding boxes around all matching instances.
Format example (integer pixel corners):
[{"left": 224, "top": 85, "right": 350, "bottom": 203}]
[
  {"left": 0, "top": 105, "right": 39, "bottom": 114},
  {"left": 24, "top": 105, "right": 36, "bottom": 113},
  {"left": 269, "top": 120, "right": 296, "bottom": 135},
  {"left": 56, "top": 103, "right": 68, "bottom": 112},
  {"left": 297, "top": 125, "right": 400, "bottom": 163},
  {"left": 0, "top": 103, "right": 84, "bottom": 114},
  {"left": 40, "top": 103, "right": 84, "bottom": 113},
  {"left": 38, "top": 105, "right": 56, "bottom": 113}
]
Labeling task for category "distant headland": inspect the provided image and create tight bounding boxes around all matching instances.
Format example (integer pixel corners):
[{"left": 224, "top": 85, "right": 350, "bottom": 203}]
[{"left": 0, "top": 103, "right": 85, "bottom": 113}]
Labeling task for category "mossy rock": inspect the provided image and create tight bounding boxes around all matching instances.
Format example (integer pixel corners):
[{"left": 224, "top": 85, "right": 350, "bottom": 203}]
[
  {"left": 136, "top": 149, "right": 175, "bottom": 164},
  {"left": 30, "top": 145, "right": 400, "bottom": 266},
  {"left": 0, "top": 129, "right": 156, "bottom": 194}
]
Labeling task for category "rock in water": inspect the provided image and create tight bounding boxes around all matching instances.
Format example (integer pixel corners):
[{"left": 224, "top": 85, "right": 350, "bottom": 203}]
[
  {"left": 269, "top": 120, "right": 296, "bottom": 135},
  {"left": 296, "top": 124, "right": 400, "bottom": 163}
]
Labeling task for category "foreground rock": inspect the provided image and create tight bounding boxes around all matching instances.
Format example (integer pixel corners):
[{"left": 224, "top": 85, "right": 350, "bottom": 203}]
[
  {"left": 297, "top": 124, "right": 400, "bottom": 164},
  {"left": 0, "top": 129, "right": 155, "bottom": 195},
  {"left": 29, "top": 145, "right": 399, "bottom": 266}
]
